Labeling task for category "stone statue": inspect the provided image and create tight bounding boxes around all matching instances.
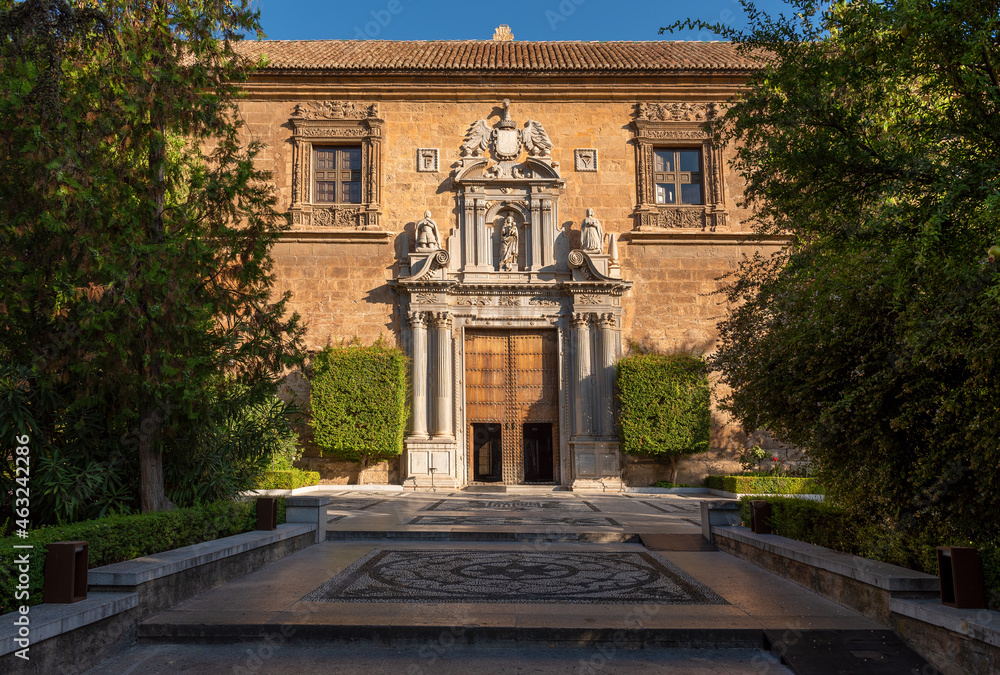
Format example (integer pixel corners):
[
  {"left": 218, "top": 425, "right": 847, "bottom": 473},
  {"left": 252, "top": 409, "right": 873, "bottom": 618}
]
[
  {"left": 415, "top": 211, "right": 440, "bottom": 251},
  {"left": 581, "top": 208, "right": 603, "bottom": 254},
  {"left": 499, "top": 215, "right": 518, "bottom": 271}
]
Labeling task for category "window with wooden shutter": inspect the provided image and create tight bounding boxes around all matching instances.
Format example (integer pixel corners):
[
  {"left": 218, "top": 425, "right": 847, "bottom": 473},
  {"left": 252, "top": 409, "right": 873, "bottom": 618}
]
[{"left": 313, "top": 147, "right": 362, "bottom": 204}]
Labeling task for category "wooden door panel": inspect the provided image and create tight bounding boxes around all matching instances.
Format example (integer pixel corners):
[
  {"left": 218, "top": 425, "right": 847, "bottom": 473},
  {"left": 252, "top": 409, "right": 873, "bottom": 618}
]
[{"left": 464, "top": 329, "right": 558, "bottom": 484}]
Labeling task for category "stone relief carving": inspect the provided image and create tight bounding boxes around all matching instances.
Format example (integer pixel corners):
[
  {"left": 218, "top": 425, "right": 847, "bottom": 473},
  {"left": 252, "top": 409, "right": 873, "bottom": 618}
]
[
  {"left": 636, "top": 208, "right": 714, "bottom": 231},
  {"left": 575, "top": 149, "right": 598, "bottom": 172},
  {"left": 312, "top": 206, "right": 362, "bottom": 229},
  {"left": 529, "top": 296, "right": 561, "bottom": 306},
  {"left": 577, "top": 294, "right": 602, "bottom": 305},
  {"left": 415, "top": 211, "right": 441, "bottom": 251},
  {"left": 660, "top": 208, "right": 707, "bottom": 229},
  {"left": 580, "top": 208, "right": 603, "bottom": 254},
  {"left": 636, "top": 101, "right": 722, "bottom": 122},
  {"left": 417, "top": 148, "right": 439, "bottom": 172},
  {"left": 457, "top": 296, "right": 492, "bottom": 306},
  {"left": 499, "top": 215, "right": 519, "bottom": 271},
  {"left": 413, "top": 292, "right": 441, "bottom": 304},
  {"left": 460, "top": 99, "right": 553, "bottom": 160},
  {"left": 291, "top": 101, "right": 379, "bottom": 120},
  {"left": 298, "top": 127, "right": 369, "bottom": 137},
  {"left": 640, "top": 129, "right": 710, "bottom": 140},
  {"left": 498, "top": 296, "right": 521, "bottom": 307}
]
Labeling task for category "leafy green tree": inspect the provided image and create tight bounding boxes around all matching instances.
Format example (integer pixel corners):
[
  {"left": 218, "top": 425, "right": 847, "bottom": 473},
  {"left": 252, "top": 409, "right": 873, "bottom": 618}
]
[
  {"left": 665, "top": 0, "right": 1000, "bottom": 557},
  {"left": 0, "top": 0, "right": 305, "bottom": 515}
]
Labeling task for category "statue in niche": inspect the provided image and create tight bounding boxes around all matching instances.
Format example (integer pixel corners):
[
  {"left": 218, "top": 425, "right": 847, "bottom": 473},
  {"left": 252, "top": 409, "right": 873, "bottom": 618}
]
[
  {"left": 415, "top": 211, "right": 441, "bottom": 251},
  {"left": 581, "top": 208, "right": 604, "bottom": 254},
  {"left": 499, "top": 215, "right": 519, "bottom": 271}
]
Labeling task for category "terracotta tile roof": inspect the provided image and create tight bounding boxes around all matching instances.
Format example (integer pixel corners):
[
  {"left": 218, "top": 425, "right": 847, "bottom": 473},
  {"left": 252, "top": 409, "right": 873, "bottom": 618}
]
[{"left": 236, "top": 40, "right": 762, "bottom": 73}]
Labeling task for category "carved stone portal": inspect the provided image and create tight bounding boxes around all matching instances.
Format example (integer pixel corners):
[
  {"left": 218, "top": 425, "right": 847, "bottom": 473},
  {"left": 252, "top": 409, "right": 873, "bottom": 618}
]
[{"left": 394, "top": 102, "right": 631, "bottom": 490}]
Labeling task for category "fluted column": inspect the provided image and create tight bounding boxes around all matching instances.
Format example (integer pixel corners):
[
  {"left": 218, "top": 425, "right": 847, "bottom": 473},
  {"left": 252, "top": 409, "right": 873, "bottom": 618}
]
[
  {"left": 597, "top": 313, "right": 618, "bottom": 437},
  {"left": 408, "top": 311, "right": 429, "bottom": 439},
  {"left": 430, "top": 312, "right": 453, "bottom": 438},
  {"left": 571, "top": 312, "right": 594, "bottom": 437}
]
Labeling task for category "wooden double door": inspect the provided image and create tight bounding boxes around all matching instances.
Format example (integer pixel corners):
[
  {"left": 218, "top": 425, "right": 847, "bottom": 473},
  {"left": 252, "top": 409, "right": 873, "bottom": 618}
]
[{"left": 464, "top": 329, "right": 559, "bottom": 484}]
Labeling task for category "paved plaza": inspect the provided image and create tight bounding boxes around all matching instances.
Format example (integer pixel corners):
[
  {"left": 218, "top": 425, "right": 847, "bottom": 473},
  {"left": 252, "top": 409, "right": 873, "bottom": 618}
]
[{"left": 84, "top": 489, "right": 900, "bottom": 674}]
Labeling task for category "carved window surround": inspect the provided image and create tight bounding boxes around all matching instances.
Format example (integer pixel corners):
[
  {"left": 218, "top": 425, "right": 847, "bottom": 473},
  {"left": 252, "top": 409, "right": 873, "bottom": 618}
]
[
  {"left": 631, "top": 102, "right": 728, "bottom": 232},
  {"left": 288, "top": 101, "right": 383, "bottom": 231}
]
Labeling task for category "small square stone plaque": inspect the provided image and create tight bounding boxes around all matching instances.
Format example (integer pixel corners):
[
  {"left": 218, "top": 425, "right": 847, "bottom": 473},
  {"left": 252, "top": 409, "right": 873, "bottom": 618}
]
[
  {"left": 575, "top": 149, "right": 598, "bottom": 172},
  {"left": 417, "top": 148, "right": 439, "bottom": 172}
]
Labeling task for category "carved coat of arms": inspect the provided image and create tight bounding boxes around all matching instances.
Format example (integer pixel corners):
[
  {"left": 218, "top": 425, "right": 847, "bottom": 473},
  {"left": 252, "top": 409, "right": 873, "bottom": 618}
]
[{"left": 461, "top": 99, "right": 553, "bottom": 160}]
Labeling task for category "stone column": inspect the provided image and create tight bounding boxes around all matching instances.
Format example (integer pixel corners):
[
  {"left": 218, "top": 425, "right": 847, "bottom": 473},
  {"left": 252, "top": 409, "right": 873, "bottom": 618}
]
[
  {"left": 571, "top": 312, "right": 593, "bottom": 438},
  {"left": 430, "top": 312, "right": 453, "bottom": 438},
  {"left": 597, "top": 313, "right": 618, "bottom": 437},
  {"left": 408, "top": 311, "right": 429, "bottom": 439}
]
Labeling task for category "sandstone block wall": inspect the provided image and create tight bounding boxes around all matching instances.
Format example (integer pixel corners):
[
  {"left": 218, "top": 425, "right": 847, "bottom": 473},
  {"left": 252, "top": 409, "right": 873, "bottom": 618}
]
[{"left": 243, "top": 91, "right": 784, "bottom": 484}]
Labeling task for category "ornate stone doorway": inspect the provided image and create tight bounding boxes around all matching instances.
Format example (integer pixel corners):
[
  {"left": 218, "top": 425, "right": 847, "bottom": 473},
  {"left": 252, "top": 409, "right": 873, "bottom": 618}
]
[{"left": 464, "top": 329, "right": 559, "bottom": 485}]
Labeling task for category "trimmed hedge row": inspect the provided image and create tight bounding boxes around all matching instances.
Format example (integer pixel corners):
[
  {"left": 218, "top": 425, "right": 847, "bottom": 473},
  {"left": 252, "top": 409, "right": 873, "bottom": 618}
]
[
  {"left": 257, "top": 469, "right": 321, "bottom": 490},
  {"left": 0, "top": 499, "right": 285, "bottom": 615},
  {"left": 706, "top": 475, "right": 824, "bottom": 495},
  {"left": 309, "top": 341, "right": 407, "bottom": 466},
  {"left": 739, "top": 496, "right": 1000, "bottom": 608},
  {"left": 617, "top": 353, "right": 710, "bottom": 485}
]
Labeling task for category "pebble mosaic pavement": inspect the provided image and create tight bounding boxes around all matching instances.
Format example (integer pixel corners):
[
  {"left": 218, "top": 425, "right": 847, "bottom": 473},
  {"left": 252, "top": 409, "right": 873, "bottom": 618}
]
[{"left": 303, "top": 548, "right": 727, "bottom": 605}]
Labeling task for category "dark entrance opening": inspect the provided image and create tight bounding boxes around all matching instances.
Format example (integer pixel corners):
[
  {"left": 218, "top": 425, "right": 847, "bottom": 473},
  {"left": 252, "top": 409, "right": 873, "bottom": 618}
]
[
  {"left": 522, "top": 422, "right": 554, "bottom": 483},
  {"left": 472, "top": 423, "right": 503, "bottom": 482}
]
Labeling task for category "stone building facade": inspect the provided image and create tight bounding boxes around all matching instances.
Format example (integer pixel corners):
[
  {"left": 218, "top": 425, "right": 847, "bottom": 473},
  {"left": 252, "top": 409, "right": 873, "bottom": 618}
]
[{"left": 235, "top": 33, "right": 781, "bottom": 487}]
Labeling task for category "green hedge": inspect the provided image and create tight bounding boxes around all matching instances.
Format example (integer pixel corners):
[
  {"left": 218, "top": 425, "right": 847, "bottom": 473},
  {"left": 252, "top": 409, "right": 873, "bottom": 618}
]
[
  {"left": 739, "top": 496, "right": 1000, "bottom": 608},
  {"left": 706, "top": 475, "right": 824, "bottom": 495},
  {"left": 617, "top": 353, "right": 710, "bottom": 476},
  {"left": 257, "top": 469, "right": 320, "bottom": 489},
  {"left": 309, "top": 341, "right": 407, "bottom": 465},
  {"left": 0, "top": 499, "right": 285, "bottom": 615}
]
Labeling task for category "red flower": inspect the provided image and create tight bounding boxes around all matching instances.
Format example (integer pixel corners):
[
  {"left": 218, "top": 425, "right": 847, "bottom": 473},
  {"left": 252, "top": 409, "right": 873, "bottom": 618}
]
[{"left": 772, "top": 456, "right": 778, "bottom": 462}]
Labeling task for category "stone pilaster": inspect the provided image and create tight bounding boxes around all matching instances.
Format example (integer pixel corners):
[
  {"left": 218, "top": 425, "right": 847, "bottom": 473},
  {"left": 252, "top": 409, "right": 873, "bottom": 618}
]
[
  {"left": 571, "top": 312, "right": 594, "bottom": 438},
  {"left": 430, "top": 312, "right": 453, "bottom": 438},
  {"left": 408, "top": 311, "right": 429, "bottom": 439}
]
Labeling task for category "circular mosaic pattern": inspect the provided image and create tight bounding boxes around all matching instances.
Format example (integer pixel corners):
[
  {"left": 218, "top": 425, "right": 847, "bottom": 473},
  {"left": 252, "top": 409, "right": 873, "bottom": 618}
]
[{"left": 304, "top": 549, "right": 727, "bottom": 605}]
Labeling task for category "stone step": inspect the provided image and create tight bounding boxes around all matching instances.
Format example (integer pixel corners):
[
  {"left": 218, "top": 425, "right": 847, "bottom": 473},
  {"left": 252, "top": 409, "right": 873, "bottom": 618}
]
[
  {"left": 136, "top": 621, "right": 766, "bottom": 649},
  {"left": 763, "top": 629, "right": 936, "bottom": 674},
  {"left": 325, "top": 530, "right": 640, "bottom": 543}
]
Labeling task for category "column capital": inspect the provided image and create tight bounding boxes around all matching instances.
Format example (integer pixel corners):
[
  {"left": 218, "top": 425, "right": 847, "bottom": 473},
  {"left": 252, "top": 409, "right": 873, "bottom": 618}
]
[
  {"left": 430, "top": 311, "right": 452, "bottom": 329},
  {"left": 597, "top": 312, "right": 616, "bottom": 329},
  {"left": 407, "top": 310, "right": 427, "bottom": 328},
  {"left": 570, "top": 312, "right": 593, "bottom": 328}
]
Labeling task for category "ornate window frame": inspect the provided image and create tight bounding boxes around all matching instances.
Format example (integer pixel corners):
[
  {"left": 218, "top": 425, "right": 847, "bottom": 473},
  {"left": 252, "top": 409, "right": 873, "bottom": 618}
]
[
  {"left": 631, "top": 102, "right": 728, "bottom": 232},
  {"left": 288, "top": 101, "right": 383, "bottom": 230}
]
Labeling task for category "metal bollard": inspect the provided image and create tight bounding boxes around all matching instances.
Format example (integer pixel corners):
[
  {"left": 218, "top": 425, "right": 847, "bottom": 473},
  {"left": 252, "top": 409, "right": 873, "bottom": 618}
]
[
  {"left": 256, "top": 497, "right": 278, "bottom": 531},
  {"left": 749, "top": 500, "right": 772, "bottom": 535},
  {"left": 43, "top": 541, "right": 89, "bottom": 604},
  {"left": 937, "top": 546, "right": 986, "bottom": 609}
]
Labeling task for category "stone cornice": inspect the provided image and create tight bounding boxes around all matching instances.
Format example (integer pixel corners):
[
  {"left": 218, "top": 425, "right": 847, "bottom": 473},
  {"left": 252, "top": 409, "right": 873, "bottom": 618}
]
[
  {"left": 240, "top": 74, "right": 750, "bottom": 102},
  {"left": 623, "top": 231, "right": 791, "bottom": 245},
  {"left": 277, "top": 229, "right": 394, "bottom": 244}
]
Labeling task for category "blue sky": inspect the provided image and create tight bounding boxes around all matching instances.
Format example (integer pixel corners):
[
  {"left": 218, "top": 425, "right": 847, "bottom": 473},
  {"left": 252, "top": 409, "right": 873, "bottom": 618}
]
[{"left": 251, "top": 0, "right": 797, "bottom": 42}]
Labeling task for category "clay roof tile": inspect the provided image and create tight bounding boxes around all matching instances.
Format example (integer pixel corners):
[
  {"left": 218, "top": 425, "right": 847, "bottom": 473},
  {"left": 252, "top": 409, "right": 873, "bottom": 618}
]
[{"left": 237, "top": 39, "right": 762, "bottom": 73}]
